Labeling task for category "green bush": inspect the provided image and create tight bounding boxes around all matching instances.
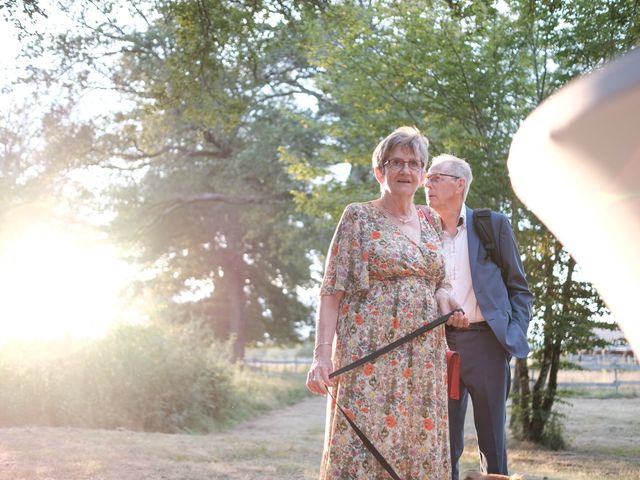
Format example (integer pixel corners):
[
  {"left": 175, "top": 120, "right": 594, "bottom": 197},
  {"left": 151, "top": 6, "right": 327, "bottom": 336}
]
[
  {"left": 0, "top": 325, "right": 234, "bottom": 432},
  {"left": 78, "top": 324, "right": 236, "bottom": 432},
  {"left": 0, "top": 325, "right": 311, "bottom": 433},
  {"left": 0, "top": 326, "right": 308, "bottom": 432},
  {"left": 541, "top": 409, "right": 567, "bottom": 450}
]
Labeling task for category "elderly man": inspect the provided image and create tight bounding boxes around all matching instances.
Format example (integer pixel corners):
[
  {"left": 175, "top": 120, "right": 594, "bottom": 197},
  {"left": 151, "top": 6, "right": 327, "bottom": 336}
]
[{"left": 426, "top": 154, "right": 533, "bottom": 480}]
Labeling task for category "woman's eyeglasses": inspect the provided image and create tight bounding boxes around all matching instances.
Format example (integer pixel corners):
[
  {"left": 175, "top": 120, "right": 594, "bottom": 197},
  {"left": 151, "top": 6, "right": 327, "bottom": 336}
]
[{"left": 384, "top": 159, "right": 424, "bottom": 172}]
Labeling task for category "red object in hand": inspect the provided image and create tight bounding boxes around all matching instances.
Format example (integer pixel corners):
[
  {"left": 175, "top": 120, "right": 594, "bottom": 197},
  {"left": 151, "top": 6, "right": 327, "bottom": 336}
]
[{"left": 446, "top": 350, "right": 460, "bottom": 400}]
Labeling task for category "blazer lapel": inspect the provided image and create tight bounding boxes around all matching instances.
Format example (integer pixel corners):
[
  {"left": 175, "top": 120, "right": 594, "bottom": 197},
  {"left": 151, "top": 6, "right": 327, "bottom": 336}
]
[{"left": 466, "top": 206, "right": 481, "bottom": 277}]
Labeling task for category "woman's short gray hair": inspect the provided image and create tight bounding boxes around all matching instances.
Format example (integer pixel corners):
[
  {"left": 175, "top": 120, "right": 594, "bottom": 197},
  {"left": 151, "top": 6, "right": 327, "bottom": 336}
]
[
  {"left": 371, "top": 126, "right": 429, "bottom": 172},
  {"left": 430, "top": 154, "right": 473, "bottom": 201}
]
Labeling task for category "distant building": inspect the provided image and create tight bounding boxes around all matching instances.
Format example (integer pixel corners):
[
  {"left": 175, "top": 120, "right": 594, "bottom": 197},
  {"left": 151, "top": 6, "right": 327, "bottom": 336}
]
[{"left": 586, "top": 328, "right": 637, "bottom": 363}]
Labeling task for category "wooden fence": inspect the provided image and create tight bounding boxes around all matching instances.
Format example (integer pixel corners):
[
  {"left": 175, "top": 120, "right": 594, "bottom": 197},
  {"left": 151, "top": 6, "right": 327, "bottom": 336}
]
[
  {"left": 244, "top": 357, "right": 640, "bottom": 393},
  {"left": 243, "top": 357, "right": 312, "bottom": 373}
]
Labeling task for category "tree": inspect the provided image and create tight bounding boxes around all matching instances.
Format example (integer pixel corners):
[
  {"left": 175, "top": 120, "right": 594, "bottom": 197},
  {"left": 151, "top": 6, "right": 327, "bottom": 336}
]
[
  {"left": 289, "top": 0, "right": 640, "bottom": 446},
  {"left": 0, "top": 0, "right": 46, "bottom": 32},
  {"left": 0, "top": 96, "right": 77, "bottom": 222},
  {"left": 507, "top": 0, "right": 639, "bottom": 446},
  {"left": 18, "top": 0, "right": 327, "bottom": 359},
  {"left": 290, "top": 1, "right": 536, "bottom": 213}
]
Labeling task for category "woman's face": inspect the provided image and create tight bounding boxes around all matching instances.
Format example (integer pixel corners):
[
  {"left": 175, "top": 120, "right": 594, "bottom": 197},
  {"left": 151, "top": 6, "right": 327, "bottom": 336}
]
[{"left": 376, "top": 145, "right": 425, "bottom": 197}]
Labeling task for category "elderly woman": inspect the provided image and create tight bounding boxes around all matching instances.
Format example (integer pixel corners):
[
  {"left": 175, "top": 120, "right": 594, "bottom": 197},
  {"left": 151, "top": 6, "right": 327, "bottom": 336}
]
[{"left": 307, "top": 126, "right": 467, "bottom": 479}]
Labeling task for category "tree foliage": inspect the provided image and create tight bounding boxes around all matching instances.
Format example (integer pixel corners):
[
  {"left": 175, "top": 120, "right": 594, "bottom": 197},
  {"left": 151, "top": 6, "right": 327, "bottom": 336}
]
[
  {"left": 505, "top": 0, "right": 640, "bottom": 445},
  {"left": 288, "top": 0, "right": 640, "bottom": 445},
  {"left": 16, "top": 0, "right": 329, "bottom": 358},
  {"left": 0, "top": 0, "right": 46, "bottom": 32}
]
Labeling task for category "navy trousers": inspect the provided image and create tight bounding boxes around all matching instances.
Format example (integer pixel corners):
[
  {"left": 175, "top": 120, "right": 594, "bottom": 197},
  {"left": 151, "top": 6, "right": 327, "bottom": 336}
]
[{"left": 446, "top": 324, "right": 511, "bottom": 480}]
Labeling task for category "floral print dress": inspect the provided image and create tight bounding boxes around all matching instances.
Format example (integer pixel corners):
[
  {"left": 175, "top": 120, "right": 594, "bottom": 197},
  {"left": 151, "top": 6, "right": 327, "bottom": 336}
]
[{"left": 319, "top": 202, "right": 451, "bottom": 480}]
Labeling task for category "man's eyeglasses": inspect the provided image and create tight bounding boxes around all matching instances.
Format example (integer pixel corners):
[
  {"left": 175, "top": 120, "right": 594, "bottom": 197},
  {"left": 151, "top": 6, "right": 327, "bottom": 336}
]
[
  {"left": 426, "top": 173, "right": 460, "bottom": 183},
  {"left": 383, "top": 158, "right": 425, "bottom": 172}
]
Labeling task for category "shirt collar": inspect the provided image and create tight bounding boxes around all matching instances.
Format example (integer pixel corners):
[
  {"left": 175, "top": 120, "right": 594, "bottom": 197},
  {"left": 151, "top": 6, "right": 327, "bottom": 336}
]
[{"left": 457, "top": 204, "right": 467, "bottom": 227}]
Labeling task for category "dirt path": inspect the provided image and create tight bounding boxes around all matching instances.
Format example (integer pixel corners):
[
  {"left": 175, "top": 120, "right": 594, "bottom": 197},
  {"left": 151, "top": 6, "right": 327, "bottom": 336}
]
[
  {"left": 0, "top": 396, "right": 638, "bottom": 480},
  {"left": 0, "top": 396, "right": 327, "bottom": 480}
]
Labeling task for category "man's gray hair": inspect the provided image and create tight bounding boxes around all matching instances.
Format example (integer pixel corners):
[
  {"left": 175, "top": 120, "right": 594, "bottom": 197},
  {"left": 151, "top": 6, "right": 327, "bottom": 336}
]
[{"left": 430, "top": 154, "right": 473, "bottom": 201}]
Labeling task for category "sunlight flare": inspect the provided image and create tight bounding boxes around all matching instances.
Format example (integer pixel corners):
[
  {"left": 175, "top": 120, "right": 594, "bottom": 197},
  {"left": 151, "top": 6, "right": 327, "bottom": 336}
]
[{"left": 0, "top": 222, "right": 134, "bottom": 343}]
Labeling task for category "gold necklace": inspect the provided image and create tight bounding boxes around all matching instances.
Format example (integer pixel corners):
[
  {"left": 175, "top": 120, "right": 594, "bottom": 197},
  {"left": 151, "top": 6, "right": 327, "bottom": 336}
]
[{"left": 380, "top": 203, "right": 415, "bottom": 224}]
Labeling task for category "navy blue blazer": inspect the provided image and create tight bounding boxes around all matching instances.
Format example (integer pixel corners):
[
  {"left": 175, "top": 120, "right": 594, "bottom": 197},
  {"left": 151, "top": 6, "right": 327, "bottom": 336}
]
[{"left": 466, "top": 206, "right": 533, "bottom": 359}]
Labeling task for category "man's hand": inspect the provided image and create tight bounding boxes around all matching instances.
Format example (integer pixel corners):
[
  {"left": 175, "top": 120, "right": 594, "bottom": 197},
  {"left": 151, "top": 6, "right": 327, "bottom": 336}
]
[
  {"left": 447, "top": 309, "right": 469, "bottom": 328},
  {"left": 436, "top": 290, "right": 469, "bottom": 328}
]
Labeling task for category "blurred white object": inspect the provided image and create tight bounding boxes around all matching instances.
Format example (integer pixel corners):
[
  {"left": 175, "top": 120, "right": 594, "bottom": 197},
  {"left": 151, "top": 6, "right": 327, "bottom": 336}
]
[{"left": 508, "top": 48, "right": 640, "bottom": 354}]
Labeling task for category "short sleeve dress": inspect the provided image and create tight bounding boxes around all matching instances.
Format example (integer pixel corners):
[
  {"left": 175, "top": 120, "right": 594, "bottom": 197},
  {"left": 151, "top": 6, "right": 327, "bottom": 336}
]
[{"left": 319, "top": 202, "right": 451, "bottom": 480}]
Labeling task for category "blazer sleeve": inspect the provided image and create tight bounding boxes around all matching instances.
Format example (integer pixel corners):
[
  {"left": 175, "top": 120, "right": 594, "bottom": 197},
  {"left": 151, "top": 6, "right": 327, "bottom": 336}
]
[{"left": 497, "top": 214, "right": 534, "bottom": 334}]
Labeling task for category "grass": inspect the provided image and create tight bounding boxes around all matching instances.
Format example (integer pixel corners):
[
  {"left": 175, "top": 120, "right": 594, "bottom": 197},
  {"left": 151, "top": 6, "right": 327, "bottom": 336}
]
[
  {"left": 0, "top": 338, "right": 637, "bottom": 479},
  {"left": 560, "top": 386, "right": 639, "bottom": 398},
  {"left": 221, "top": 369, "right": 310, "bottom": 427},
  {"left": 553, "top": 367, "right": 640, "bottom": 383},
  {"left": 0, "top": 395, "right": 637, "bottom": 480}
]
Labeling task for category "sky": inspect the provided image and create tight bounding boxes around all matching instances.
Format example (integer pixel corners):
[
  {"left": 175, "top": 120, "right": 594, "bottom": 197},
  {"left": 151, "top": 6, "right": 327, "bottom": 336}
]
[{"left": 0, "top": 21, "right": 21, "bottom": 91}]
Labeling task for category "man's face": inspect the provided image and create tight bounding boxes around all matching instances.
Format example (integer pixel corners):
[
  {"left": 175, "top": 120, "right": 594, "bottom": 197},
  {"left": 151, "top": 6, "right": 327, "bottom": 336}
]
[{"left": 425, "top": 165, "right": 464, "bottom": 212}]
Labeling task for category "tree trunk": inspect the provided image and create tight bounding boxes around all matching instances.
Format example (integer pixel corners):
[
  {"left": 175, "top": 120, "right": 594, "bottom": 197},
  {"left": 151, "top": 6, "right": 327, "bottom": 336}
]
[
  {"left": 512, "top": 235, "right": 560, "bottom": 442},
  {"left": 221, "top": 215, "right": 248, "bottom": 361},
  {"left": 511, "top": 357, "right": 532, "bottom": 438},
  {"left": 226, "top": 261, "right": 247, "bottom": 360},
  {"left": 542, "top": 256, "right": 576, "bottom": 413},
  {"left": 528, "top": 239, "right": 559, "bottom": 440},
  {"left": 512, "top": 238, "right": 575, "bottom": 444}
]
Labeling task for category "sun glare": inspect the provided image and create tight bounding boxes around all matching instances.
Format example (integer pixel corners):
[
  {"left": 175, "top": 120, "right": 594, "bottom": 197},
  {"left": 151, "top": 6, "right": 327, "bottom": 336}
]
[{"left": 0, "top": 222, "right": 135, "bottom": 344}]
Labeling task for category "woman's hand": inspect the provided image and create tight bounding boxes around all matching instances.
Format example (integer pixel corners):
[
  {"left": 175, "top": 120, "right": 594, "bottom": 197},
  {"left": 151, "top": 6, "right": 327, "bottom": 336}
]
[
  {"left": 436, "top": 289, "right": 469, "bottom": 328},
  {"left": 306, "top": 345, "right": 336, "bottom": 395}
]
